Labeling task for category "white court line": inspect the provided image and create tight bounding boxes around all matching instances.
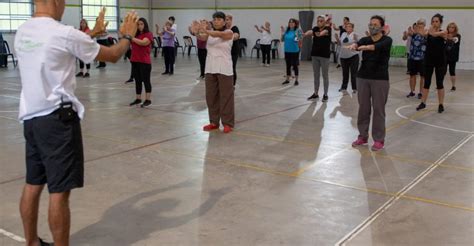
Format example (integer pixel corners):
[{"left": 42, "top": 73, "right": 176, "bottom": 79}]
[
  {"left": 2, "top": 88, "right": 21, "bottom": 92},
  {"left": 0, "top": 228, "right": 25, "bottom": 242},
  {"left": 396, "top": 104, "right": 474, "bottom": 134},
  {"left": 0, "top": 95, "right": 20, "bottom": 100},
  {"left": 335, "top": 134, "right": 473, "bottom": 246}
]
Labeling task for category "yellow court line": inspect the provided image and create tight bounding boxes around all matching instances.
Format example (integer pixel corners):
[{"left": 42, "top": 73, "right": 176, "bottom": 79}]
[
  {"left": 156, "top": 147, "right": 474, "bottom": 212},
  {"left": 81, "top": 132, "right": 473, "bottom": 212},
  {"left": 292, "top": 108, "right": 437, "bottom": 175}
]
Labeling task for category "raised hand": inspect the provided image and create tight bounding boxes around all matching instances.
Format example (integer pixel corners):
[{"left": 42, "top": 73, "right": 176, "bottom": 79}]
[
  {"left": 119, "top": 10, "right": 139, "bottom": 37},
  {"left": 90, "top": 7, "right": 109, "bottom": 37},
  {"left": 280, "top": 25, "right": 285, "bottom": 32}
]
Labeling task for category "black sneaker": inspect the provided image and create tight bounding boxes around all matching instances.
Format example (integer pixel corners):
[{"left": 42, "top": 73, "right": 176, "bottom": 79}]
[
  {"left": 294, "top": 81, "right": 299, "bottom": 86},
  {"left": 416, "top": 102, "right": 426, "bottom": 111},
  {"left": 129, "top": 99, "right": 142, "bottom": 106},
  {"left": 75, "top": 72, "right": 84, "bottom": 77},
  {"left": 83, "top": 72, "right": 90, "bottom": 78},
  {"left": 125, "top": 78, "right": 134, "bottom": 84},
  {"left": 417, "top": 93, "right": 422, "bottom": 99},
  {"left": 282, "top": 80, "right": 290, "bottom": 85},
  {"left": 161, "top": 72, "right": 169, "bottom": 75},
  {"left": 451, "top": 86, "right": 456, "bottom": 91},
  {"left": 406, "top": 92, "right": 415, "bottom": 98},
  {"left": 39, "top": 238, "right": 53, "bottom": 246},
  {"left": 307, "top": 93, "right": 319, "bottom": 100},
  {"left": 141, "top": 100, "right": 152, "bottom": 108},
  {"left": 322, "top": 95, "right": 328, "bottom": 102},
  {"left": 438, "top": 104, "right": 444, "bottom": 113}
]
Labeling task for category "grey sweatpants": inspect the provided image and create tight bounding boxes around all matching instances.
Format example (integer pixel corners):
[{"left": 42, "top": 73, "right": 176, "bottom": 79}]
[
  {"left": 312, "top": 56, "right": 330, "bottom": 95},
  {"left": 356, "top": 78, "right": 390, "bottom": 142}
]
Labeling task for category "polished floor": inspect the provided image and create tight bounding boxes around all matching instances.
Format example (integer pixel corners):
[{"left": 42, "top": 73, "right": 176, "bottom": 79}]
[{"left": 1, "top": 55, "right": 473, "bottom": 245}]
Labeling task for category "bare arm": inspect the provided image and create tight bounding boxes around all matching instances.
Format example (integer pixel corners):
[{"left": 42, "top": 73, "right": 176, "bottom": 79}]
[
  {"left": 132, "top": 37, "right": 151, "bottom": 46},
  {"left": 254, "top": 25, "right": 262, "bottom": 33},
  {"left": 208, "top": 30, "right": 234, "bottom": 40},
  {"left": 261, "top": 26, "right": 271, "bottom": 34},
  {"left": 303, "top": 30, "right": 313, "bottom": 37},
  {"left": 95, "top": 11, "right": 138, "bottom": 62}
]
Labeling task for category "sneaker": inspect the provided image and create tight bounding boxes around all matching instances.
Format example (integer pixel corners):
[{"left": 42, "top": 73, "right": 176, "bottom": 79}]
[
  {"left": 406, "top": 92, "right": 416, "bottom": 98},
  {"left": 282, "top": 80, "right": 290, "bottom": 85},
  {"left": 75, "top": 72, "right": 84, "bottom": 77},
  {"left": 125, "top": 78, "right": 134, "bottom": 84},
  {"left": 438, "top": 104, "right": 444, "bottom": 113},
  {"left": 294, "top": 81, "right": 299, "bottom": 86},
  {"left": 416, "top": 102, "right": 426, "bottom": 111},
  {"left": 141, "top": 100, "right": 152, "bottom": 108},
  {"left": 451, "top": 86, "right": 456, "bottom": 91},
  {"left": 203, "top": 123, "right": 219, "bottom": 131},
  {"left": 83, "top": 72, "right": 90, "bottom": 78},
  {"left": 129, "top": 99, "right": 142, "bottom": 106},
  {"left": 353, "top": 90, "right": 357, "bottom": 94},
  {"left": 161, "top": 72, "right": 169, "bottom": 75},
  {"left": 307, "top": 93, "right": 319, "bottom": 100},
  {"left": 39, "top": 238, "right": 53, "bottom": 246},
  {"left": 338, "top": 88, "right": 347, "bottom": 92},
  {"left": 265, "top": 64, "right": 270, "bottom": 67},
  {"left": 322, "top": 95, "right": 328, "bottom": 102},
  {"left": 417, "top": 93, "right": 422, "bottom": 99},
  {"left": 352, "top": 136, "right": 368, "bottom": 147},
  {"left": 223, "top": 125, "right": 233, "bottom": 133},
  {"left": 371, "top": 141, "right": 385, "bottom": 151}
]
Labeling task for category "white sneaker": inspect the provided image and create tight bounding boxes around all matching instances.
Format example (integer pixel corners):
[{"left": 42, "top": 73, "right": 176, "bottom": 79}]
[{"left": 265, "top": 64, "right": 270, "bottom": 67}]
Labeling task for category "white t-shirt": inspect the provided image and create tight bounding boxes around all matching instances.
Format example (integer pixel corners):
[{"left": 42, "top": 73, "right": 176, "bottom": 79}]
[
  {"left": 260, "top": 30, "right": 272, "bottom": 45},
  {"left": 339, "top": 32, "right": 359, "bottom": 59},
  {"left": 205, "top": 31, "right": 233, "bottom": 76},
  {"left": 15, "top": 17, "right": 100, "bottom": 121}
]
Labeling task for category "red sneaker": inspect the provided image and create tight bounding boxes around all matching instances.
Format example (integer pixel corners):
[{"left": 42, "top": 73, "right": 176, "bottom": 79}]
[
  {"left": 203, "top": 124, "right": 219, "bottom": 131},
  {"left": 371, "top": 141, "right": 385, "bottom": 151},
  {"left": 223, "top": 125, "right": 233, "bottom": 133},
  {"left": 352, "top": 136, "right": 368, "bottom": 147}
]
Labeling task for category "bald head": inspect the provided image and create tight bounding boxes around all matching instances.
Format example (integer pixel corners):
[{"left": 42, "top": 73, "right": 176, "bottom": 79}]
[{"left": 34, "top": 0, "right": 65, "bottom": 21}]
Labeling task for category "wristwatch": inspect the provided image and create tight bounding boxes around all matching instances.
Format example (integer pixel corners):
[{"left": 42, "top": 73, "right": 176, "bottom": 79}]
[{"left": 122, "top": 34, "right": 133, "bottom": 42}]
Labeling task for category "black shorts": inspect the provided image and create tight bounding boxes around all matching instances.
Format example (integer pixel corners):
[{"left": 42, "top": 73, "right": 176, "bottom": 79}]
[
  {"left": 408, "top": 59, "right": 425, "bottom": 76},
  {"left": 24, "top": 110, "right": 84, "bottom": 193}
]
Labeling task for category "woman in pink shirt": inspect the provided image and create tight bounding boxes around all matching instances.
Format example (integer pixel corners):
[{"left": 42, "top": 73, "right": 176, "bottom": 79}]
[
  {"left": 76, "top": 19, "right": 91, "bottom": 78},
  {"left": 129, "top": 18, "right": 154, "bottom": 107}
]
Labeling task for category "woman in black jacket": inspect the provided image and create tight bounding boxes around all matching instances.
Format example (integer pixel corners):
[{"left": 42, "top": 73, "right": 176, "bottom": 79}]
[{"left": 446, "top": 22, "right": 461, "bottom": 91}]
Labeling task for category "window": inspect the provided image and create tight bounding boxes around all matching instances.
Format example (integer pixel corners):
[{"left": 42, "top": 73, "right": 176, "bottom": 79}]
[
  {"left": 0, "top": 0, "right": 33, "bottom": 32},
  {"left": 82, "top": 0, "right": 118, "bottom": 31}
]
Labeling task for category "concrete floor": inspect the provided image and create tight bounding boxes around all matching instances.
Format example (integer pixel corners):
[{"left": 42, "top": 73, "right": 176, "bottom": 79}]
[{"left": 0, "top": 54, "right": 473, "bottom": 246}]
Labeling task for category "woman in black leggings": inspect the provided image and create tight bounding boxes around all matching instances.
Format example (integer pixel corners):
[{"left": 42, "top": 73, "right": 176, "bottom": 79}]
[
  {"left": 129, "top": 18, "right": 154, "bottom": 108},
  {"left": 416, "top": 14, "right": 448, "bottom": 113},
  {"left": 446, "top": 22, "right": 461, "bottom": 91}
]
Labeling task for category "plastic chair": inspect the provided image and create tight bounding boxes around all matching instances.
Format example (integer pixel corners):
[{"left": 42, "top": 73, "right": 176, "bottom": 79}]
[
  {"left": 250, "top": 39, "right": 261, "bottom": 58},
  {"left": 183, "top": 36, "right": 197, "bottom": 56},
  {"left": 0, "top": 41, "right": 17, "bottom": 68}
]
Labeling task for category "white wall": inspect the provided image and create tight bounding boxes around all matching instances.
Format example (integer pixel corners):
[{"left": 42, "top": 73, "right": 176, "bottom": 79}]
[{"left": 150, "top": 0, "right": 474, "bottom": 70}]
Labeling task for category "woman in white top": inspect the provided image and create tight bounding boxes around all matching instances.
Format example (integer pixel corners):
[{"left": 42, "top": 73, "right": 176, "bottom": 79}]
[
  {"left": 338, "top": 22, "right": 359, "bottom": 93},
  {"left": 254, "top": 21, "right": 272, "bottom": 66},
  {"left": 191, "top": 12, "right": 235, "bottom": 133}
]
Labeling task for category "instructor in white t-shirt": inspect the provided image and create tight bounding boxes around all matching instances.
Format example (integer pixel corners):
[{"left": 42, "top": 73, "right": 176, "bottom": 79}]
[{"left": 14, "top": 1, "right": 138, "bottom": 245}]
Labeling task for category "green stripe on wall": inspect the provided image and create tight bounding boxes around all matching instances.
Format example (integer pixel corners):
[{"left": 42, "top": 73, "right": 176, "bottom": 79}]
[
  {"left": 65, "top": 4, "right": 149, "bottom": 10},
  {"left": 152, "top": 6, "right": 474, "bottom": 10},
  {"left": 65, "top": 4, "right": 473, "bottom": 10}
]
